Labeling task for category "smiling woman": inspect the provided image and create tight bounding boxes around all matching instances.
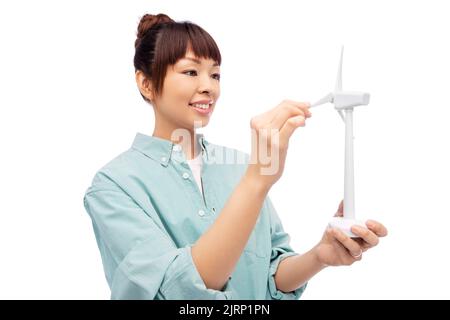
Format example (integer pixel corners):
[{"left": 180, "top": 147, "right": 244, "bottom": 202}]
[{"left": 83, "top": 13, "right": 387, "bottom": 301}]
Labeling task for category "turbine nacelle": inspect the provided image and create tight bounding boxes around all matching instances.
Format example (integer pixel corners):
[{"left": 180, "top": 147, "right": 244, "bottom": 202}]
[{"left": 334, "top": 91, "right": 370, "bottom": 110}]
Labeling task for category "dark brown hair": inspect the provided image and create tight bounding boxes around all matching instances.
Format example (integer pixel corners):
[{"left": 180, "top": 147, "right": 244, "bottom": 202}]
[{"left": 134, "top": 13, "right": 222, "bottom": 102}]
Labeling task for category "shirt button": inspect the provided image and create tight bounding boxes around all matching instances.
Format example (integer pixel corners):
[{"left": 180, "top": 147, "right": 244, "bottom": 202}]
[
  {"left": 182, "top": 172, "right": 190, "bottom": 179},
  {"left": 173, "top": 145, "right": 182, "bottom": 152},
  {"left": 198, "top": 210, "right": 205, "bottom": 217},
  {"left": 161, "top": 156, "right": 167, "bottom": 162}
]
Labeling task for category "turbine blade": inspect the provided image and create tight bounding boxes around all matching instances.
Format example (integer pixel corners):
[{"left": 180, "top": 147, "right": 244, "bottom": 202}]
[
  {"left": 337, "top": 110, "right": 345, "bottom": 122},
  {"left": 310, "top": 93, "right": 334, "bottom": 108},
  {"left": 335, "top": 46, "right": 344, "bottom": 92}
]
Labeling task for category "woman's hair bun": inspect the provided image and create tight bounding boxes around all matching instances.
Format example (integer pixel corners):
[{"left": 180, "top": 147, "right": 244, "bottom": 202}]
[{"left": 136, "top": 13, "right": 174, "bottom": 41}]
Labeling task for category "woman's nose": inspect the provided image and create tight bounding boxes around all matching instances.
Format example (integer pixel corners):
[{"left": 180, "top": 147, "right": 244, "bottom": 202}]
[{"left": 197, "top": 75, "right": 216, "bottom": 94}]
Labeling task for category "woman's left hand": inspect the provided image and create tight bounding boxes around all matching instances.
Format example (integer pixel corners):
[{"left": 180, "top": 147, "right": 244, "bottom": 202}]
[{"left": 313, "top": 201, "right": 388, "bottom": 267}]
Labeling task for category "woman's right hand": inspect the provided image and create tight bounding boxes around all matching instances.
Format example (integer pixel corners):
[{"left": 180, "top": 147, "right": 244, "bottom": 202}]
[{"left": 245, "top": 100, "right": 311, "bottom": 191}]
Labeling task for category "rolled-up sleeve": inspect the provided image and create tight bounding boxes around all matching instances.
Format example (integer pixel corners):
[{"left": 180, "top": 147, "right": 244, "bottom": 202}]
[
  {"left": 265, "top": 197, "right": 307, "bottom": 300},
  {"left": 83, "top": 180, "right": 232, "bottom": 300}
]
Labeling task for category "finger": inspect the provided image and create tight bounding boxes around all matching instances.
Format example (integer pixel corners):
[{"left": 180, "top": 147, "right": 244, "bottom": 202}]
[
  {"left": 334, "top": 200, "right": 344, "bottom": 217},
  {"left": 351, "top": 225, "right": 379, "bottom": 248},
  {"left": 365, "top": 219, "right": 388, "bottom": 237},
  {"left": 279, "top": 114, "right": 306, "bottom": 143},
  {"left": 331, "top": 228, "right": 363, "bottom": 259},
  {"left": 250, "top": 104, "right": 289, "bottom": 129},
  {"left": 355, "top": 238, "right": 372, "bottom": 251},
  {"left": 254, "top": 100, "right": 311, "bottom": 129},
  {"left": 270, "top": 103, "right": 307, "bottom": 130},
  {"left": 287, "top": 100, "right": 312, "bottom": 118}
]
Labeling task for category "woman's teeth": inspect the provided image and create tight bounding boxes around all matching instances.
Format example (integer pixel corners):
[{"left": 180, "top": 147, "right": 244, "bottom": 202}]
[{"left": 190, "top": 103, "right": 210, "bottom": 109}]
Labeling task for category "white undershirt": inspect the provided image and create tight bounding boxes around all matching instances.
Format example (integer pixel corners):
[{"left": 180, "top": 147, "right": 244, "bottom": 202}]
[{"left": 186, "top": 151, "right": 203, "bottom": 196}]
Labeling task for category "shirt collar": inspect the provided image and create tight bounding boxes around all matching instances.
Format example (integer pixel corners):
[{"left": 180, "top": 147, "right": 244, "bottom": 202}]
[{"left": 131, "top": 132, "right": 210, "bottom": 167}]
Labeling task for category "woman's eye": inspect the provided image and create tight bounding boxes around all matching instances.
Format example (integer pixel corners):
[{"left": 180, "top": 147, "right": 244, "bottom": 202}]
[
  {"left": 183, "top": 70, "right": 220, "bottom": 80},
  {"left": 184, "top": 70, "right": 197, "bottom": 76}
]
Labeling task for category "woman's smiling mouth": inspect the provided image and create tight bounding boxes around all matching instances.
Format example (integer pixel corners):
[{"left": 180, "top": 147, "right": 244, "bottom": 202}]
[{"left": 189, "top": 100, "right": 214, "bottom": 115}]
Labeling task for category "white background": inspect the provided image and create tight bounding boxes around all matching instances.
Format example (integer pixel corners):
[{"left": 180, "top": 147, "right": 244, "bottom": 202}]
[{"left": 1, "top": 0, "right": 449, "bottom": 299}]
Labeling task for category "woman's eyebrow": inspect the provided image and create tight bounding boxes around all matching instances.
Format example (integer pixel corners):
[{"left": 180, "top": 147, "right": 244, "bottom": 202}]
[{"left": 181, "top": 57, "right": 219, "bottom": 67}]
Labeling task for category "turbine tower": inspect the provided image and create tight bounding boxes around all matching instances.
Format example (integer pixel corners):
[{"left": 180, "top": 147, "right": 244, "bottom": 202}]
[{"left": 311, "top": 47, "right": 370, "bottom": 237}]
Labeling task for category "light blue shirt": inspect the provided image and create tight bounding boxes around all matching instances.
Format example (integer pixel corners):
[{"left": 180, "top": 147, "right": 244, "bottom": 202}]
[{"left": 83, "top": 132, "right": 307, "bottom": 299}]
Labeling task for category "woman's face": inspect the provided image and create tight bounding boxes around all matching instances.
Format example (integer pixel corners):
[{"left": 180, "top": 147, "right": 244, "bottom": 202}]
[{"left": 152, "top": 49, "right": 221, "bottom": 133}]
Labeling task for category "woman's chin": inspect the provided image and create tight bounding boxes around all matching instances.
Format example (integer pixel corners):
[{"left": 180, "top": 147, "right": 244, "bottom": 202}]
[{"left": 191, "top": 117, "right": 211, "bottom": 128}]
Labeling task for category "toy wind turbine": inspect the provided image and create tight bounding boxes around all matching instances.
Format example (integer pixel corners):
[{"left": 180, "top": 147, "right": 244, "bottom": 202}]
[{"left": 311, "top": 47, "right": 370, "bottom": 237}]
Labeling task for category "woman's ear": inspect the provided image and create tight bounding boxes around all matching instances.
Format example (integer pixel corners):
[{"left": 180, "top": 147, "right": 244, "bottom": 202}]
[{"left": 135, "top": 70, "right": 154, "bottom": 102}]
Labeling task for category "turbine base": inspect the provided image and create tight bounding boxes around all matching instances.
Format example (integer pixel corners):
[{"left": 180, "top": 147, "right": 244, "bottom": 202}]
[{"left": 328, "top": 217, "right": 366, "bottom": 238}]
